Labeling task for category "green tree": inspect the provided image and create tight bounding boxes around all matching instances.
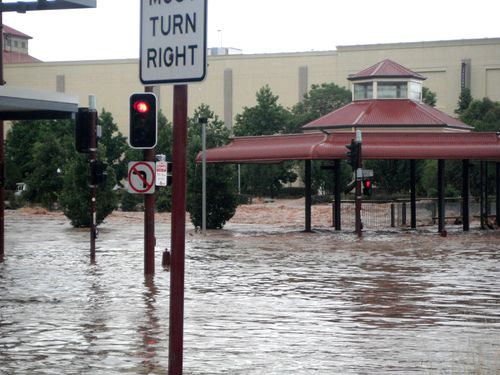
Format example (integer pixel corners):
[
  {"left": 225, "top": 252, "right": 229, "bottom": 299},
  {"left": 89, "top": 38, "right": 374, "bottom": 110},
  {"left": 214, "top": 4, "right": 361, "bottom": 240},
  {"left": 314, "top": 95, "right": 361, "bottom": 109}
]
[
  {"left": 59, "top": 110, "right": 123, "bottom": 226},
  {"left": 455, "top": 87, "right": 473, "bottom": 115},
  {"left": 187, "top": 104, "right": 238, "bottom": 229},
  {"left": 6, "top": 119, "right": 73, "bottom": 209},
  {"left": 422, "top": 87, "right": 437, "bottom": 107},
  {"left": 233, "top": 85, "right": 291, "bottom": 136},
  {"left": 59, "top": 150, "right": 117, "bottom": 227},
  {"left": 287, "top": 82, "right": 352, "bottom": 133},
  {"left": 460, "top": 97, "right": 500, "bottom": 132}
]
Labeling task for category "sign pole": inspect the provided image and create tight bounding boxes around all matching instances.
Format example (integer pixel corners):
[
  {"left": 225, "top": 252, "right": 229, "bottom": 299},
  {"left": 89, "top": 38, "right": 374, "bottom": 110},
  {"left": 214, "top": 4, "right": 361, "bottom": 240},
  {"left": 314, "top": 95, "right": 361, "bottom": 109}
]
[
  {"left": 169, "top": 84, "right": 188, "bottom": 375},
  {"left": 144, "top": 86, "right": 155, "bottom": 276}
]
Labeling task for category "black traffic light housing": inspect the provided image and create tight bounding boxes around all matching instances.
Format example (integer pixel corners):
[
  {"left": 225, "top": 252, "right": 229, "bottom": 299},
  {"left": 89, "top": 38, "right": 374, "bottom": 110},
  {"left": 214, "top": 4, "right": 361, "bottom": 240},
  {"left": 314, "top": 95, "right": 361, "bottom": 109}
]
[
  {"left": 89, "top": 160, "right": 108, "bottom": 186},
  {"left": 166, "top": 161, "right": 173, "bottom": 187},
  {"left": 75, "top": 108, "right": 96, "bottom": 153},
  {"left": 129, "top": 92, "right": 157, "bottom": 149},
  {"left": 345, "top": 139, "right": 361, "bottom": 170}
]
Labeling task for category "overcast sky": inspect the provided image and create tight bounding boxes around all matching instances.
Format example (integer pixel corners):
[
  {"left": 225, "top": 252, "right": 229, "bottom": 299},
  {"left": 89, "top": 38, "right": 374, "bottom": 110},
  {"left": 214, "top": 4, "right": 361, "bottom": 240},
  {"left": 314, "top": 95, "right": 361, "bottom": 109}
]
[{"left": 3, "top": 0, "right": 500, "bottom": 62}]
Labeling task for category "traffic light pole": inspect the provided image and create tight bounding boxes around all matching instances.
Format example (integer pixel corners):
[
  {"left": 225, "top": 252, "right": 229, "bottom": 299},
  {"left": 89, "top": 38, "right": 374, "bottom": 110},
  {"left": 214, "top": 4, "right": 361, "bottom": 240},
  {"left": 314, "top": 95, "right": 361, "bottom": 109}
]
[
  {"left": 144, "top": 86, "right": 155, "bottom": 276},
  {"left": 89, "top": 96, "right": 98, "bottom": 262},
  {"left": 355, "top": 168, "right": 363, "bottom": 238},
  {"left": 169, "top": 84, "right": 188, "bottom": 375}
]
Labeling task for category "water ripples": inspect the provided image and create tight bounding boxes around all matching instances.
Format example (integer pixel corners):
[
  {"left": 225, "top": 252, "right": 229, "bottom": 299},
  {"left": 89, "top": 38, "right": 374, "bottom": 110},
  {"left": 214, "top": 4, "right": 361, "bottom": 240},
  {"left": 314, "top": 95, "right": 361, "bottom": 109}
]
[{"left": 1, "top": 212, "right": 499, "bottom": 374}]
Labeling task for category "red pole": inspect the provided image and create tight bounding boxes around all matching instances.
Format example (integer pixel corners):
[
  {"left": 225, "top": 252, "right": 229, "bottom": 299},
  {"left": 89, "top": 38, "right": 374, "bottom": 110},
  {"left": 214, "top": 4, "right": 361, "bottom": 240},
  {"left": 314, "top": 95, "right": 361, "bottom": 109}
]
[
  {"left": 144, "top": 86, "right": 155, "bottom": 276},
  {"left": 0, "top": 6, "right": 5, "bottom": 263},
  {"left": 168, "top": 84, "right": 188, "bottom": 375}
]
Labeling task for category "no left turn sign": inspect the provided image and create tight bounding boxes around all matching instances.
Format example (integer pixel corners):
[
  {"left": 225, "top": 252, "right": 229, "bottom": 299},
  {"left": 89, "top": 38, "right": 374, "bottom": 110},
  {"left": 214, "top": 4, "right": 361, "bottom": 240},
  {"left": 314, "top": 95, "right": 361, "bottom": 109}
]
[{"left": 128, "top": 161, "right": 156, "bottom": 194}]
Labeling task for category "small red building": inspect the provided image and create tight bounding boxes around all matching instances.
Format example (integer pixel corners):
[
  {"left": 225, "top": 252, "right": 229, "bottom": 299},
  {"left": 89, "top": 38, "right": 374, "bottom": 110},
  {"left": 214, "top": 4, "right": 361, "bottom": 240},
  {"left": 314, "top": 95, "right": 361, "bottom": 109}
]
[{"left": 200, "top": 60, "right": 500, "bottom": 233}]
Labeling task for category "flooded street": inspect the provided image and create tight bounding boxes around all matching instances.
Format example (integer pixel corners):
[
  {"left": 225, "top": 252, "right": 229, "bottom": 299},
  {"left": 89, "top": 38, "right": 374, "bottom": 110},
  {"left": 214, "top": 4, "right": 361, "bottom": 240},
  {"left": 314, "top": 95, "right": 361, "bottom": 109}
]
[{"left": 1, "top": 209, "right": 500, "bottom": 374}]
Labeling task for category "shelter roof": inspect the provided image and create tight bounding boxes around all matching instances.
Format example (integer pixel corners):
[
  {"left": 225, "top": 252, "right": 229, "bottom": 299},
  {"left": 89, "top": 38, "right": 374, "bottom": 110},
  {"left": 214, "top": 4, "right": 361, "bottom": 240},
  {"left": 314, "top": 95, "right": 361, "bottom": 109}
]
[
  {"left": 0, "top": 86, "right": 79, "bottom": 120},
  {"left": 302, "top": 100, "right": 472, "bottom": 131},
  {"left": 198, "top": 132, "right": 500, "bottom": 163},
  {"left": 348, "top": 59, "right": 426, "bottom": 81}
]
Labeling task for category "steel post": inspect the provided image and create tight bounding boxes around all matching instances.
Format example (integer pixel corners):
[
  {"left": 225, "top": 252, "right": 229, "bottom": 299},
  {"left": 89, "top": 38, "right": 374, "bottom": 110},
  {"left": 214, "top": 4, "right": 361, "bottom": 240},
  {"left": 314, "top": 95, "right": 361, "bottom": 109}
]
[
  {"left": 168, "top": 85, "right": 188, "bottom": 375},
  {"left": 437, "top": 159, "right": 445, "bottom": 234},
  {"left": 496, "top": 163, "right": 500, "bottom": 226},
  {"left": 334, "top": 159, "right": 341, "bottom": 230},
  {"left": 304, "top": 160, "right": 312, "bottom": 232},
  {"left": 462, "top": 160, "right": 470, "bottom": 231},
  {"left": 410, "top": 160, "right": 417, "bottom": 229}
]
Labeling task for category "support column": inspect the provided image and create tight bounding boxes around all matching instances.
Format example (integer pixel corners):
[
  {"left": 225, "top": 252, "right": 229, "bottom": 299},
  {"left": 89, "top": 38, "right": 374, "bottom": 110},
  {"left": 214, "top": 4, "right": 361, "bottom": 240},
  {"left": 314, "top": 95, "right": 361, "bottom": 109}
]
[
  {"left": 304, "top": 160, "right": 312, "bottom": 232},
  {"left": 480, "top": 161, "right": 485, "bottom": 230},
  {"left": 410, "top": 160, "right": 417, "bottom": 229},
  {"left": 496, "top": 163, "right": 500, "bottom": 226},
  {"left": 334, "top": 159, "right": 341, "bottom": 230},
  {"left": 462, "top": 160, "right": 470, "bottom": 231},
  {"left": 437, "top": 160, "right": 446, "bottom": 234}
]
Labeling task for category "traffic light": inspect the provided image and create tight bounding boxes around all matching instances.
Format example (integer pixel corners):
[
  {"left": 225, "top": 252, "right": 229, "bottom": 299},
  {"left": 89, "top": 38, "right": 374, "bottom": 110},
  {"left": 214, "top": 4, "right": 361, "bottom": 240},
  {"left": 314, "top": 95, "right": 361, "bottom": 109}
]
[
  {"left": 89, "top": 160, "right": 108, "bottom": 186},
  {"left": 345, "top": 139, "right": 360, "bottom": 170},
  {"left": 166, "top": 161, "right": 173, "bottom": 187},
  {"left": 75, "top": 108, "right": 92, "bottom": 153},
  {"left": 362, "top": 179, "right": 373, "bottom": 196},
  {"left": 129, "top": 92, "right": 157, "bottom": 149}
]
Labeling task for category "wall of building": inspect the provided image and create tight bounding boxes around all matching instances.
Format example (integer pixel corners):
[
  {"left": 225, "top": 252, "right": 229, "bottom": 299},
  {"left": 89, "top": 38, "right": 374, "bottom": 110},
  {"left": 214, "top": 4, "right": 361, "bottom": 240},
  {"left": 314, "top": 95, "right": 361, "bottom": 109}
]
[{"left": 4, "top": 38, "right": 500, "bottom": 138}]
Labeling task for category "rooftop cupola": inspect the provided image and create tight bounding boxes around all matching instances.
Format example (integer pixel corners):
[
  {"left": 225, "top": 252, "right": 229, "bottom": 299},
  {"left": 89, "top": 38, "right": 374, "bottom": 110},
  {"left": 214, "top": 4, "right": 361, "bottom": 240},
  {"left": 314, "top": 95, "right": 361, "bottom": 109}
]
[{"left": 348, "top": 59, "right": 426, "bottom": 102}]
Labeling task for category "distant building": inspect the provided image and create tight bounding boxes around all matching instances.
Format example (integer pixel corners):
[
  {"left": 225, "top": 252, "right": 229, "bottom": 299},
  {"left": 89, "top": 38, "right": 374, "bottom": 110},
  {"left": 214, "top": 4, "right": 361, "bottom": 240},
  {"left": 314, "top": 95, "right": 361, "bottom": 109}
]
[
  {"left": 2, "top": 25, "right": 41, "bottom": 64},
  {"left": 3, "top": 26, "right": 500, "bottom": 138}
]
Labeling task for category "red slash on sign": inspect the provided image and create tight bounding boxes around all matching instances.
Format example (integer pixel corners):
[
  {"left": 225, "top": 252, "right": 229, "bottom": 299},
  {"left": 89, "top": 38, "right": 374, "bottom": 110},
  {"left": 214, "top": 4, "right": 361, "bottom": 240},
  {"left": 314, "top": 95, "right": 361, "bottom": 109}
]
[{"left": 127, "top": 161, "right": 156, "bottom": 194}]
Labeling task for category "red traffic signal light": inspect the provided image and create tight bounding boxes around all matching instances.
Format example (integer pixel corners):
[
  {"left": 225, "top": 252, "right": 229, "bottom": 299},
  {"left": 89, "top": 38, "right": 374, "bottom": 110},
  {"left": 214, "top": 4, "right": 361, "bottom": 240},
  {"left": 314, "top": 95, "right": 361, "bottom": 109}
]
[
  {"left": 129, "top": 93, "right": 157, "bottom": 149},
  {"left": 362, "top": 179, "right": 373, "bottom": 196},
  {"left": 133, "top": 100, "right": 150, "bottom": 114}
]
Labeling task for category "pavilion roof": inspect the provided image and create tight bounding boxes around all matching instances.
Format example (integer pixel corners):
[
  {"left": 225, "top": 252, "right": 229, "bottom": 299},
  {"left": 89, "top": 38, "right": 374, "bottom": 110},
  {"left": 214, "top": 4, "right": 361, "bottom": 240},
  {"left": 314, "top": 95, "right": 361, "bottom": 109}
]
[
  {"left": 198, "top": 132, "right": 500, "bottom": 163},
  {"left": 348, "top": 59, "right": 426, "bottom": 81},
  {"left": 302, "top": 100, "right": 472, "bottom": 131}
]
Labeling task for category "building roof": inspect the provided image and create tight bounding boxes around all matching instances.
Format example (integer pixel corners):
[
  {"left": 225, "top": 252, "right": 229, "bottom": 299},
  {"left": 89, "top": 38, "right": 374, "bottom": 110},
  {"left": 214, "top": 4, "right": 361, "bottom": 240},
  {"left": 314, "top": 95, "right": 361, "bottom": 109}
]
[
  {"left": 302, "top": 99, "right": 472, "bottom": 131},
  {"left": 3, "top": 51, "right": 41, "bottom": 64},
  {"left": 348, "top": 59, "right": 426, "bottom": 81},
  {"left": 198, "top": 132, "right": 500, "bottom": 163},
  {"left": 2, "top": 24, "right": 32, "bottom": 39}
]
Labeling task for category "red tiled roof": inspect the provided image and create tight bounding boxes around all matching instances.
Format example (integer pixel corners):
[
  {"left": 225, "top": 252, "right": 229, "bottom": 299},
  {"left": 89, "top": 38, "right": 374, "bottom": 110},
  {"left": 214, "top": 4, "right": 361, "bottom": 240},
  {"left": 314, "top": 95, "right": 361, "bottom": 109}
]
[
  {"left": 302, "top": 100, "right": 472, "bottom": 131},
  {"left": 3, "top": 51, "right": 41, "bottom": 64},
  {"left": 2, "top": 25, "right": 32, "bottom": 40},
  {"left": 348, "top": 59, "right": 426, "bottom": 81},
  {"left": 198, "top": 132, "right": 500, "bottom": 163}
]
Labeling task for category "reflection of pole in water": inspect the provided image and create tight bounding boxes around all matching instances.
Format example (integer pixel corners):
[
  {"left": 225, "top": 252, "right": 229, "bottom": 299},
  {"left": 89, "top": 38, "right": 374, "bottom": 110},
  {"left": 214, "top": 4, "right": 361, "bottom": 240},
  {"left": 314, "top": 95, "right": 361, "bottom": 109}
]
[{"left": 140, "top": 276, "right": 163, "bottom": 373}]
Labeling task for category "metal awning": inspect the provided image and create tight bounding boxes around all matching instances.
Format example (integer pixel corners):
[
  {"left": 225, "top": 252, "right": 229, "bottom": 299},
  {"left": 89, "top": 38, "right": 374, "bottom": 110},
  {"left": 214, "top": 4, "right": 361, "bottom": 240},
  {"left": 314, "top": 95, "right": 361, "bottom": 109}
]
[
  {"left": 0, "top": 86, "right": 79, "bottom": 120},
  {"left": 197, "top": 132, "right": 500, "bottom": 163},
  {"left": 0, "top": 0, "right": 96, "bottom": 12}
]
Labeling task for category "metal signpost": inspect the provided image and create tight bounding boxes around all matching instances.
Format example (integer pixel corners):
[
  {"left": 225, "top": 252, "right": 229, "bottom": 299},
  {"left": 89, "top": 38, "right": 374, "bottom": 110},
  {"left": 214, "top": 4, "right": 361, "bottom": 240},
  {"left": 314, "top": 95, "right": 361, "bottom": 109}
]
[{"left": 139, "top": 1, "right": 207, "bottom": 374}]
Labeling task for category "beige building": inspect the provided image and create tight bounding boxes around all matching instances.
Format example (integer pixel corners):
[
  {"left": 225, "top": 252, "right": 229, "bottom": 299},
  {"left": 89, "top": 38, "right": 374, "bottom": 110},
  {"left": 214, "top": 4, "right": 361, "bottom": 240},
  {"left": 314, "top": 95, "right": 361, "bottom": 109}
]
[{"left": 4, "top": 36, "right": 500, "bottom": 137}]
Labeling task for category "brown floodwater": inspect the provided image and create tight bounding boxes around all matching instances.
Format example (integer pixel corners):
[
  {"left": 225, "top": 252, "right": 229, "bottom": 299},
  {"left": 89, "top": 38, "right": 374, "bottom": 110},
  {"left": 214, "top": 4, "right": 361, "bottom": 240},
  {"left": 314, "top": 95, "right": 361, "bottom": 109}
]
[{"left": 1, "top": 210, "right": 499, "bottom": 374}]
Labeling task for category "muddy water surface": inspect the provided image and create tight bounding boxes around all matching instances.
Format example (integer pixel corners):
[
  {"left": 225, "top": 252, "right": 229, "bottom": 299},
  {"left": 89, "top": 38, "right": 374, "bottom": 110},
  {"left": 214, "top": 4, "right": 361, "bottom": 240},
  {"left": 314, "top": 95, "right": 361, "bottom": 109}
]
[{"left": 1, "top": 211, "right": 499, "bottom": 374}]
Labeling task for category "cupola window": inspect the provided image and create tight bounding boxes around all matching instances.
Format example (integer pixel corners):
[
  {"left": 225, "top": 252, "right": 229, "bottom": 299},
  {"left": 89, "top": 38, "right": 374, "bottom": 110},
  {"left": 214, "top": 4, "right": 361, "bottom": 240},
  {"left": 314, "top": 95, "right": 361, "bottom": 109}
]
[
  {"left": 354, "top": 82, "right": 373, "bottom": 100},
  {"left": 377, "top": 81, "right": 408, "bottom": 99}
]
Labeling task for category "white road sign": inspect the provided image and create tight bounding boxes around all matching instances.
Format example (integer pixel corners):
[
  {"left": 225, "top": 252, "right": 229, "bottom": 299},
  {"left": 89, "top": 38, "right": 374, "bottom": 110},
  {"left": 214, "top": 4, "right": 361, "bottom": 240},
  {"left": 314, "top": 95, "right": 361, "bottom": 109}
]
[
  {"left": 140, "top": 0, "right": 207, "bottom": 84},
  {"left": 128, "top": 161, "right": 156, "bottom": 194},
  {"left": 155, "top": 160, "right": 167, "bottom": 186}
]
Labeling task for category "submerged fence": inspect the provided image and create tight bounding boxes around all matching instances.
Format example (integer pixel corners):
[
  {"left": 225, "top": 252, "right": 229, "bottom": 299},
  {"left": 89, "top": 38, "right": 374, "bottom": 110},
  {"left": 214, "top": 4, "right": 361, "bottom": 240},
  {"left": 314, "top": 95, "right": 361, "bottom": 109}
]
[{"left": 339, "top": 198, "right": 497, "bottom": 230}]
